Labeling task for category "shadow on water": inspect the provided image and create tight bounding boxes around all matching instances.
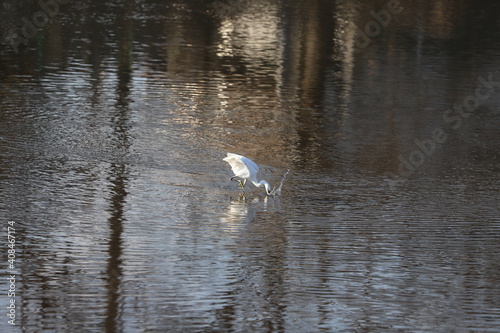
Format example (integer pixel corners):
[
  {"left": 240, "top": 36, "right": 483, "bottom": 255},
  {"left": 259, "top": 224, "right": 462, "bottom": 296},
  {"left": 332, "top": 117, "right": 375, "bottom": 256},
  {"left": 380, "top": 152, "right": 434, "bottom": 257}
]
[
  {"left": 105, "top": 163, "right": 127, "bottom": 333},
  {"left": 104, "top": 5, "right": 134, "bottom": 331}
]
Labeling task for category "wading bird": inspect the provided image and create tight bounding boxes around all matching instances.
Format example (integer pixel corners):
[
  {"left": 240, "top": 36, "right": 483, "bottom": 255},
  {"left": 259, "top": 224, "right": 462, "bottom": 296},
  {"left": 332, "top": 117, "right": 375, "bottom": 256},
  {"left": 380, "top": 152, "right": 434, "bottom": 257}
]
[{"left": 223, "top": 153, "right": 272, "bottom": 195}]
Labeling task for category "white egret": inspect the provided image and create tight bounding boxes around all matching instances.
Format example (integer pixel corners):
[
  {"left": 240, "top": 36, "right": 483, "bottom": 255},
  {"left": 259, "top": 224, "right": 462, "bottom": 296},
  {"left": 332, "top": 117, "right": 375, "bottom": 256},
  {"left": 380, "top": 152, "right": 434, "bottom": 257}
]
[{"left": 223, "top": 153, "right": 272, "bottom": 195}]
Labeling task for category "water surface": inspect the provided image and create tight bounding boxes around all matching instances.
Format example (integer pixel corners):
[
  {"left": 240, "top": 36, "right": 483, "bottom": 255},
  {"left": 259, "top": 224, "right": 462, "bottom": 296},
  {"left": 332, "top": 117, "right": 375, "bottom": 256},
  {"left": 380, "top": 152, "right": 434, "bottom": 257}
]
[{"left": 1, "top": 0, "right": 500, "bottom": 332}]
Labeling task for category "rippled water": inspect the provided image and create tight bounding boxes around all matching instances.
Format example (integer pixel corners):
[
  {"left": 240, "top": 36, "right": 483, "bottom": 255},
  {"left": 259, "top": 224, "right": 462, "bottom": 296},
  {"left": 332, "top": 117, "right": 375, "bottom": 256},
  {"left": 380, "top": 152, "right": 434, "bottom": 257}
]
[{"left": 1, "top": 0, "right": 500, "bottom": 332}]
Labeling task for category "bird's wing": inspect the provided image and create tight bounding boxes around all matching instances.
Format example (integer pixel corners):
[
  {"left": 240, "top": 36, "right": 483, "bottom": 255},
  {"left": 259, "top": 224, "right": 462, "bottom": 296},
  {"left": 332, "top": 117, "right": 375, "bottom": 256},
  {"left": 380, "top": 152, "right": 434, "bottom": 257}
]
[
  {"left": 240, "top": 156, "right": 259, "bottom": 175},
  {"left": 223, "top": 153, "right": 251, "bottom": 179}
]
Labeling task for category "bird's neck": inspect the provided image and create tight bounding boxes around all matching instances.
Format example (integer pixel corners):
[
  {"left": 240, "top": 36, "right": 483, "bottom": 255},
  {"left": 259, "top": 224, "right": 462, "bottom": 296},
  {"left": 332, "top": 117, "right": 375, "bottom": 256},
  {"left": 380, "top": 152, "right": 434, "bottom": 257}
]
[
  {"left": 252, "top": 180, "right": 267, "bottom": 187},
  {"left": 252, "top": 180, "right": 271, "bottom": 195}
]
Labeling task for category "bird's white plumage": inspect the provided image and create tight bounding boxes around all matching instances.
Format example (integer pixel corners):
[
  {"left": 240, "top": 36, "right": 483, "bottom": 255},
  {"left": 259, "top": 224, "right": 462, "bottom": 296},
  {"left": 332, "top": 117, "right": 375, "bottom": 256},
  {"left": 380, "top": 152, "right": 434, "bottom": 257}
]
[
  {"left": 223, "top": 153, "right": 271, "bottom": 194},
  {"left": 223, "top": 153, "right": 259, "bottom": 182}
]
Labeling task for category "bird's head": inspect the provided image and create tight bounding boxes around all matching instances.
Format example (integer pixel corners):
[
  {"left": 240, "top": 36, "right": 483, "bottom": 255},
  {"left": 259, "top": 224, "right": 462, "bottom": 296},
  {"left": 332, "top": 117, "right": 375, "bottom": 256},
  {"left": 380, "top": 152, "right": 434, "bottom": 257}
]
[{"left": 262, "top": 181, "right": 272, "bottom": 195}]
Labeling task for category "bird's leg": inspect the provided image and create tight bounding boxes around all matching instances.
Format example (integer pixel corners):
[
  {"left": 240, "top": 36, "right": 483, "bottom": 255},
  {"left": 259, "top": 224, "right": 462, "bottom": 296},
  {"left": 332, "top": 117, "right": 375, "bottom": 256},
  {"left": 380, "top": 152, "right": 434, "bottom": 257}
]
[
  {"left": 238, "top": 180, "right": 245, "bottom": 192},
  {"left": 231, "top": 176, "right": 246, "bottom": 192}
]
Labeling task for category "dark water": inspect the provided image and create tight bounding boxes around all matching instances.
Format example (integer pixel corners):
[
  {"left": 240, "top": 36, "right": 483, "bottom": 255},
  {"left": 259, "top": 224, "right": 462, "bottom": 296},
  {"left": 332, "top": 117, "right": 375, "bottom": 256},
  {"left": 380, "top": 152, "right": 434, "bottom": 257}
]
[{"left": 1, "top": 0, "right": 500, "bottom": 332}]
